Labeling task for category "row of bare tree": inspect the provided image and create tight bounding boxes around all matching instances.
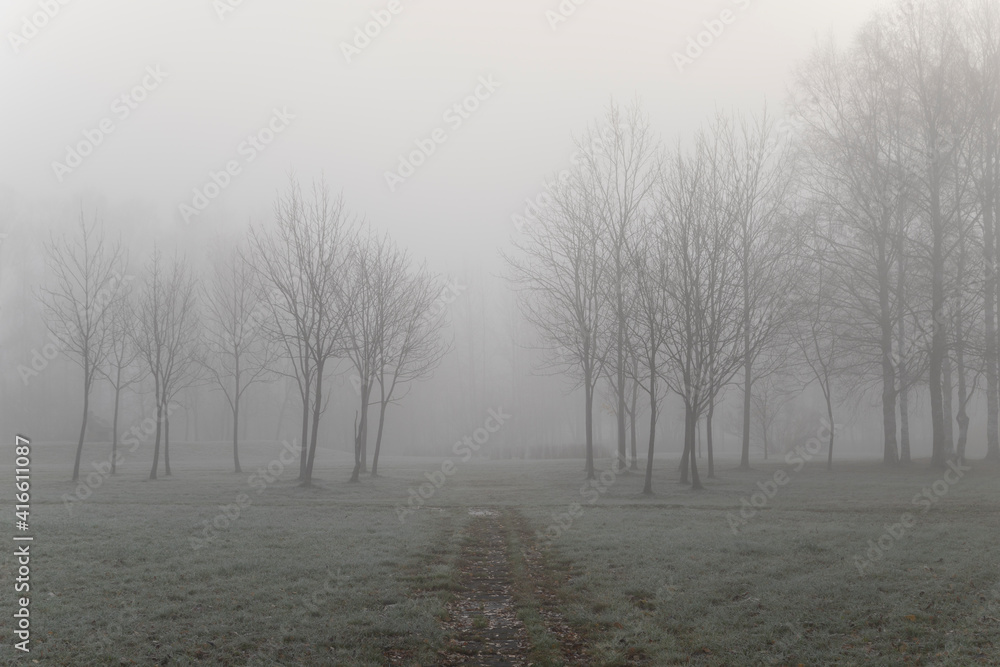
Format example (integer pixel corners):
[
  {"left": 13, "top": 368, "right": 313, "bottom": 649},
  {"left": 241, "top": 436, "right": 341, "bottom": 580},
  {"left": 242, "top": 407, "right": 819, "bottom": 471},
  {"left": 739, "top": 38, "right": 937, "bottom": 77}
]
[
  {"left": 42, "top": 178, "right": 448, "bottom": 484},
  {"left": 508, "top": 0, "right": 1000, "bottom": 492}
]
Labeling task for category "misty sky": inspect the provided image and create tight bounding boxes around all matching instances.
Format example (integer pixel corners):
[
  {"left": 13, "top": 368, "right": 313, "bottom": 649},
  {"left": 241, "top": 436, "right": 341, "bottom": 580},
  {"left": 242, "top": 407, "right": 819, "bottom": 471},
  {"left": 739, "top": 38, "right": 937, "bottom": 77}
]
[{"left": 1, "top": 0, "right": 886, "bottom": 269}]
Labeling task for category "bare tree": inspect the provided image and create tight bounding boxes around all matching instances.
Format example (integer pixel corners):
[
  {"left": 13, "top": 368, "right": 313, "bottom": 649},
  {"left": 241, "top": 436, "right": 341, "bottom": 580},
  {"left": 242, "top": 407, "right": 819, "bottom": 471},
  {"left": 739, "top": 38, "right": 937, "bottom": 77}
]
[
  {"left": 505, "top": 164, "right": 610, "bottom": 480},
  {"left": 658, "top": 131, "right": 745, "bottom": 490},
  {"left": 580, "top": 100, "right": 660, "bottom": 472},
  {"left": 202, "top": 243, "right": 276, "bottom": 473},
  {"left": 99, "top": 275, "right": 145, "bottom": 475},
  {"left": 892, "top": 0, "right": 976, "bottom": 466},
  {"left": 627, "top": 205, "right": 671, "bottom": 494},
  {"left": 41, "top": 214, "right": 127, "bottom": 482},
  {"left": 791, "top": 226, "right": 843, "bottom": 469},
  {"left": 249, "top": 178, "right": 356, "bottom": 486},
  {"left": 714, "top": 110, "right": 796, "bottom": 472},
  {"left": 792, "top": 22, "right": 913, "bottom": 464},
  {"left": 962, "top": 0, "right": 1000, "bottom": 460},
  {"left": 370, "top": 261, "right": 450, "bottom": 477},
  {"left": 133, "top": 246, "right": 199, "bottom": 480}
]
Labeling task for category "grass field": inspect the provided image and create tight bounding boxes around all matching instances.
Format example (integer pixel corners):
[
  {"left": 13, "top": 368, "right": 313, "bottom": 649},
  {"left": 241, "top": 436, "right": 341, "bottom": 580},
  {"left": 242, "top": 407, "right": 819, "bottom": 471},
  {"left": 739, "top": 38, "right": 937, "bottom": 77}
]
[{"left": 3, "top": 440, "right": 1000, "bottom": 665}]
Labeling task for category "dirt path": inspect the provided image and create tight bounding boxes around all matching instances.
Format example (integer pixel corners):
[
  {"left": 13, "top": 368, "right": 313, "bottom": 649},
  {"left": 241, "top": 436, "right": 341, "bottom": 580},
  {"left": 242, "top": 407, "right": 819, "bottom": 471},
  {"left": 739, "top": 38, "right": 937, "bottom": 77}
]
[{"left": 437, "top": 508, "right": 532, "bottom": 666}]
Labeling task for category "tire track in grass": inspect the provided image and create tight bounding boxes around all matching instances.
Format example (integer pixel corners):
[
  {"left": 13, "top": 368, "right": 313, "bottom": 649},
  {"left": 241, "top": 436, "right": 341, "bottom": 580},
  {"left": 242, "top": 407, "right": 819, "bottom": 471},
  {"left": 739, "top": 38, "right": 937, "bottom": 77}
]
[{"left": 437, "top": 508, "right": 531, "bottom": 666}]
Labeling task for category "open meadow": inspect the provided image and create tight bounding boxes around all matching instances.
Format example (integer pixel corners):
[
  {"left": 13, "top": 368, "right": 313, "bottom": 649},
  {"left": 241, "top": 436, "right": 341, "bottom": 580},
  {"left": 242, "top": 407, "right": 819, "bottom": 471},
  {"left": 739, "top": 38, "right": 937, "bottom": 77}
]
[{"left": 4, "top": 440, "right": 1000, "bottom": 666}]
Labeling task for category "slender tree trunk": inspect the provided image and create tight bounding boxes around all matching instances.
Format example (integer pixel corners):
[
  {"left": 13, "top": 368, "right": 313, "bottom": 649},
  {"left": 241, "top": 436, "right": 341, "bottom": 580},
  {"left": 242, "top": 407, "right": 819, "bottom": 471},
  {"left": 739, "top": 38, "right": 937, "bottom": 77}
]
[
  {"left": 629, "top": 378, "right": 638, "bottom": 470},
  {"left": 740, "top": 246, "right": 752, "bottom": 470},
  {"left": 164, "top": 410, "right": 171, "bottom": 476},
  {"left": 617, "top": 354, "right": 626, "bottom": 472},
  {"left": 680, "top": 407, "right": 690, "bottom": 485},
  {"left": 685, "top": 404, "right": 703, "bottom": 490},
  {"left": 73, "top": 372, "right": 91, "bottom": 482},
  {"left": 985, "top": 107, "right": 1000, "bottom": 460},
  {"left": 943, "top": 355, "right": 955, "bottom": 457},
  {"left": 824, "top": 387, "right": 834, "bottom": 470},
  {"left": 371, "top": 391, "right": 388, "bottom": 477},
  {"left": 740, "top": 360, "right": 752, "bottom": 470},
  {"left": 880, "top": 246, "right": 899, "bottom": 465},
  {"left": 111, "top": 383, "right": 121, "bottom": 475},
  {"left": 350, "top": 384, "right": 369, "bottom": 483},
  {"left": 956, "top": 358, "right": 970, "bottom": 464},
  {"left": 233, "top": 401, "right": 242, "bottom": 474},
  {"left": 298, "top": 379, "right": 310, "bottom": 480},
  {"left": 584, "top": 375, "right": 596, "bottom": 480},
  {"left": 896, "top": 231, "right": 910, "bottom": 464},
  {"left": 899, "top": 389, "right": 911, "bottom": 463},
  {"left": 955, "top": 238, "right": 970, "bottom": 464},
  {"left": 149, "top": 393, "right": 162, "bottom": 480},
  {"left": 304, "top": 361, "right": 325, "bottom": 485},
  {"left": 929, "top": 187, "right": 947, "bottom": 467},
  {"left": 697, "top": 418, "right": 702, "bottom": 459},
  {"left": 706, "top": 400, "right": 715, "bottom": 479},
  {"left": 643, "top": 379, "right": 657, "bottom": 495}
]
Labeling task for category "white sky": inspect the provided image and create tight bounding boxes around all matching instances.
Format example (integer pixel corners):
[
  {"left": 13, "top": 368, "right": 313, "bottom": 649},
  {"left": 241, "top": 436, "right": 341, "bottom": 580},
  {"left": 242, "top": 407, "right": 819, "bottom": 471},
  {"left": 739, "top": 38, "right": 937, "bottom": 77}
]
[{"left": 0, "top": 0, "right": 888, "bottom": 269}]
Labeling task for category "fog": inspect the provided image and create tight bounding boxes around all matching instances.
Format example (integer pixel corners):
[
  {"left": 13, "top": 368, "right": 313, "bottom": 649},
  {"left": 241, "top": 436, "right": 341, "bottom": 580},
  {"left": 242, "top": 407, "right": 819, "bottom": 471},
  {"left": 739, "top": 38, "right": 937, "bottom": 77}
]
[
  {"left": 3, "top": 1, "right": 1000, "bottom": 664},
  {"left": 2, "top": 0, "right": 893, "bottom": 455}
]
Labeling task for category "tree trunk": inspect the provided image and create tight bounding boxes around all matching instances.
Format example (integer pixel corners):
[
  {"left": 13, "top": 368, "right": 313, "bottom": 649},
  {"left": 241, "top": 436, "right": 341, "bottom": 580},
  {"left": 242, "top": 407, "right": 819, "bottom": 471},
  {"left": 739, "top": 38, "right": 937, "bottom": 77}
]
[
  {"left": 233, "top": 400, "right": 242, "bottom": 474},
  {"left": 929, "top": 186, "right": 947, "bottom": 467},
  {"left": 680, "top": 407, "right": 690, "bottom": 485},
  {"left": 298, "top": 379, "right": 310, "bottom": 480},
  {"left": 358, "top": 384, "right": 371, "bottom": 476},
  {"left": 164, "top": 410, "right": 171, "bottom": 476},
  {"left": 149, "top": 394, "right": 163, "bottom": 480},
  {"left": 824, "top": 387, "right": 835, "bottom": 470},
  {"left": 740, "top": 359, "right": 752, "bottom": 469},
  {"left": 584, "top": 375, "right": 595, "bottom": 480},
  {"left": 685, "top": 404, "right": 703, "bottom": 490},
  {"left": 706, "top": 400, "right": 715, "bottom": 479},
  {"left": 73, "top": 371, "right": 91, "bottom": 482},
  {"left": 111, "top": 380, "right": 121, "bottom": 476},
  {"left": 350, "top": 415, "right": 362, "bottom": 483},
  {"left": 629, "top": 377, "right": 638, "bottom": 470},
  {"left": 643, "top": 379, "right": 657, "bottom": 495},
  {"left": 985, "top": 109, "right": 999, "bottom": 460},
  {"left": 956, "top": 357, "right": 970, "bottom": 464},
  {"left": 899, "top": 389, "right": 911, "bottom": 463},
  {"left": 304, "top": 361, "right": 325, "bottom": 486},
  {"left": 617, "top": 352, "right": 627, "bottom": 472},
  {"left": 371, "top": 395, "right": 388, "bottom": 477},
  {"left": 942, "top": 355, "right": 955, "bottom": 457},
  {"left": 896, "top": 232, "right": 910, "bottom": 464},
  {"left": 880, "top": 245, "right": 899, "bottom": 465}
]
